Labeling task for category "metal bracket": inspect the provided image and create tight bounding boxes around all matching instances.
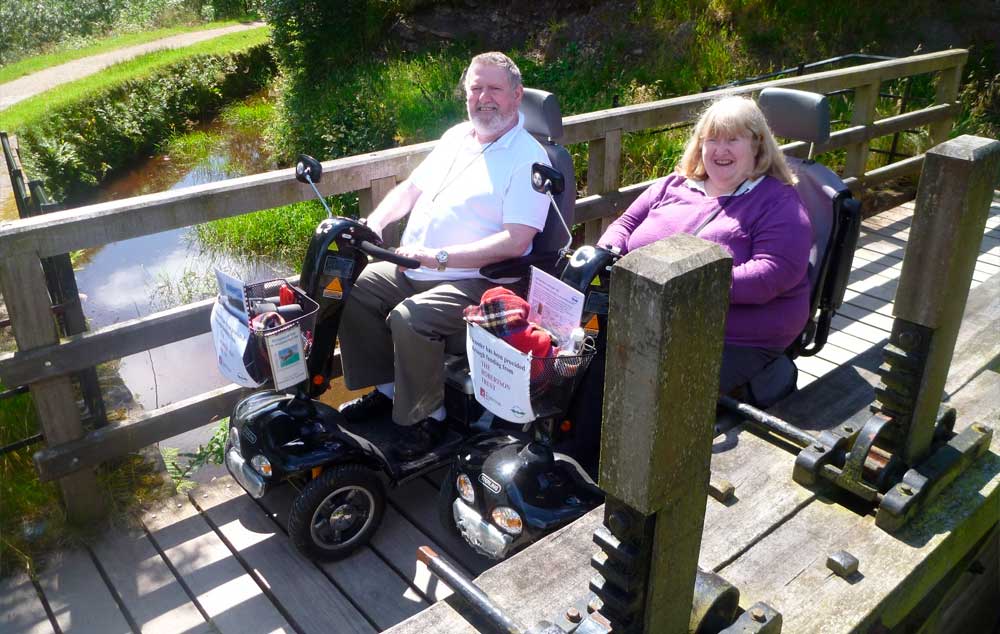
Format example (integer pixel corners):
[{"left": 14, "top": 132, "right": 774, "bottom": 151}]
[
  {"left": 876, "top": 422, "right": 994, "bottom": 531},
  {"left": 718, "top": 602, "right": 783, "bottom": 633}
]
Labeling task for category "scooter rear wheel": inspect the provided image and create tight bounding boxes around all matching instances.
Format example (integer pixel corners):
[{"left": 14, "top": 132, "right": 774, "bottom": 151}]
[{"left": 288, "top": 463, "right": 385, "bottom": 561}]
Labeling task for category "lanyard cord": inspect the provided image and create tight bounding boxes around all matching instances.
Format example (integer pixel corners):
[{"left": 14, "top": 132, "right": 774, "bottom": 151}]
[
  {"left": 692, "top": 178, "right": 749, "bottom": 237},
  {"left": 430, "top": 139, "right": 498, "bottom": 203}
]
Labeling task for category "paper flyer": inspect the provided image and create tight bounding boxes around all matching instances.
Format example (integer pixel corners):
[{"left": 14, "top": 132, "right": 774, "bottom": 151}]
[
  {"left": 264, "top": 324, "right": 309, "bottom": 390},
  {"left": 526, "top": 266, "right": 585, "bottom": 345},
  {"left": 466, "top": 323, "right": 534, "bottom": 423},
  {"left": 215, "top": 268, "right": 247, "bottom": 320},
  {"left": 210, "top": 301, "right": 263, "bottom": 388}
]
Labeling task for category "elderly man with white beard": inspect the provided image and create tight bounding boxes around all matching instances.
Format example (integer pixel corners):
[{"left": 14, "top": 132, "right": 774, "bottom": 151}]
[{"left": 337, "top": 51, "right": 551, "bottom": 458}]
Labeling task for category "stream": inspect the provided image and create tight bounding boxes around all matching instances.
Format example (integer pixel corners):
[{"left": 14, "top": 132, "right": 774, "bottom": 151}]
[{"left": 72, "top": 99, "right": 283, "bottom": 451}]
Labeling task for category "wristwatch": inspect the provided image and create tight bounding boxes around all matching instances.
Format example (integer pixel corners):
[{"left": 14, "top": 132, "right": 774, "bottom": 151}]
[{"left": 435, "top": 250, "right": 449, "bottom": 271}]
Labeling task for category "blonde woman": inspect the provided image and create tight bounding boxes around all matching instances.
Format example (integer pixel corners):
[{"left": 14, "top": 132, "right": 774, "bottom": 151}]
[{"left": 599, "top": 95, "right": 812, "bottom": 393}]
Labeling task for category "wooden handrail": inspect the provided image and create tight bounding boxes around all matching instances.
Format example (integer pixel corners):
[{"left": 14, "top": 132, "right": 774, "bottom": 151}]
[{"left": 0, "top": 50, "right": 970, "bottom": 495}]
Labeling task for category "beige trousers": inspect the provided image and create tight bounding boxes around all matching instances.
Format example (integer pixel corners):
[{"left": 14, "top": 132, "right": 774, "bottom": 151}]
[{"left": 338, "top": 261, "right": 493, "bottom": 425}]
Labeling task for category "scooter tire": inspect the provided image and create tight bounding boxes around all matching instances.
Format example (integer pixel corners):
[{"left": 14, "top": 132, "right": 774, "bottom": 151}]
[
  {"left": 288, "top": 463, "right": 385, "bottom": 562},
  {"left": 436, "top": 465, "right": 462, "bottom": 540}
]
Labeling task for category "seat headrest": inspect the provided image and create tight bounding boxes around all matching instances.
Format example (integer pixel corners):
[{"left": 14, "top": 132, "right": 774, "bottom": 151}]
[
  {"left": 520, "top": 88, "right": 564, "bottom": 141},
  {"left": 758, "top": 87, "right": 830, "bottom": 145}
]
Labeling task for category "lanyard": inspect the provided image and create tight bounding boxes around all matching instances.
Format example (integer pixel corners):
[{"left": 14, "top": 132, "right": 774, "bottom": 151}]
[
  {"left": 431, "top": 139, "right": 498, "bottom": 203},
  {"left": 692, "top": 178, "right": 748, "bottom": 237}
]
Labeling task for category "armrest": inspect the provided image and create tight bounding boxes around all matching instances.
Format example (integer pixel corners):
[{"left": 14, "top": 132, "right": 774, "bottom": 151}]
[{"left": 480, "top": 251, "right": 563, "bottom": 280}]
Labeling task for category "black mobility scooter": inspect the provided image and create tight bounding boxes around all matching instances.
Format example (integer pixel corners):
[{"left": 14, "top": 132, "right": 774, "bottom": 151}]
[
  {"left": 440, "top": 87, "right": 863, "bottom": 561},
  {"left": 217, "top": 88, "right": 591, "bottom": 561}
]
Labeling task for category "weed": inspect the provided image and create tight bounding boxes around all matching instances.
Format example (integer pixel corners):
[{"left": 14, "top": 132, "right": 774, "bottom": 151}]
[{"left": 161, "top": 420, "right": 229, "bottom": 492}]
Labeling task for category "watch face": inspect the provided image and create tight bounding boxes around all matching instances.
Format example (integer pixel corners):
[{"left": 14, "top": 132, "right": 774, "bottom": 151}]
[{"left": 436, "top": 250, "right": 448, "bottom": 264}]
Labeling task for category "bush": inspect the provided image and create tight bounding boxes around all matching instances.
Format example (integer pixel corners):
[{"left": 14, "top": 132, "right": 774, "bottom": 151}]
[
  {"left": 19, "top": 44, "right": 276, "bottom": 201},
  {"left": 256, "top": 0, "right": 402, "bottom": 75}
]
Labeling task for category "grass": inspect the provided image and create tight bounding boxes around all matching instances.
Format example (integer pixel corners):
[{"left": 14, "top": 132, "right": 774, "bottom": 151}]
[
  {"left": 0, "top": 26, "right": 271, "bottom": 132},
  {"left": 0, "top": 376, "right": 173, "bottom": 575},
  {"left": 0, "top": 19, "right": 258, "bottom": 86}
]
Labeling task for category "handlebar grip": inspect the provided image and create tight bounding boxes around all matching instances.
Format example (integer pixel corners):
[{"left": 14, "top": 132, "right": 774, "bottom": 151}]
[{"left": 358, "top": 240, "right": 421, "bottom": 269}]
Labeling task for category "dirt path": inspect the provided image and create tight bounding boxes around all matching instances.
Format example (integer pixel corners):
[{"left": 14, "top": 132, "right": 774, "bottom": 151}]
[{"left": 0, "top": 21, "right": 266, "bottom": 111}]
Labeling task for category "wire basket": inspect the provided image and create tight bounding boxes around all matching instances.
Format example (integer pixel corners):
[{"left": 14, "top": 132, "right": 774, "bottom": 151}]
[
  {"left": 527, "top": 341, "right": 597, "bottom": 418},
  {"left": 243, "top": 279, "right": 320, "bottom": 384}
]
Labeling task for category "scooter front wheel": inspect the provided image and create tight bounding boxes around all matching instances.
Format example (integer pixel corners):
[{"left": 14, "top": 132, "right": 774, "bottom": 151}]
[
  {"left": 288, "top": 464, "right": 385, "bottom": 561},
  {"left": 436, "top": 465, "right": 462, "bottom": 539}
]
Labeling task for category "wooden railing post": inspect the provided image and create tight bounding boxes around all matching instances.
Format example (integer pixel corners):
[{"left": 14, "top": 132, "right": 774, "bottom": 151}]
[
  {"left": 0, "top": 255, "right": 104, "bottom": 523},
  {"left": 585, "top": 129, "right": 623, "bottom": 244},
  {"left": 359, "top": 175, "right": 401, "bottom": 246},
  {"left": 591, "top": 234, "right": 731, "bottom": 634},
  {"left": 843, "top": 82, "right": 880, "bottom": 183},
  {"left": 880, "top": 135, "right": 1000, "bottom": 465},
  {"left": 928, "top": 64, "right": 964, "bottom": 147}
]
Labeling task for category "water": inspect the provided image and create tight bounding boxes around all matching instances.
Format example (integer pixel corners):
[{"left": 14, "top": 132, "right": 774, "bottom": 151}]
[{"left": 70, "top": 101, "right": 283, "bottom": 449}]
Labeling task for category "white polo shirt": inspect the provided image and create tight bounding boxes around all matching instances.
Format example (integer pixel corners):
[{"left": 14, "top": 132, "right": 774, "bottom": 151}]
[{"left": 401, "top": 113, "right": 551, "bottom": 281}]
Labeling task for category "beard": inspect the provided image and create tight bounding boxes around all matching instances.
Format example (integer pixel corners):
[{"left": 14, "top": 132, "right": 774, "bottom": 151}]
[{"left": 469, "top": 106, "right": 518, "bottom": 138}]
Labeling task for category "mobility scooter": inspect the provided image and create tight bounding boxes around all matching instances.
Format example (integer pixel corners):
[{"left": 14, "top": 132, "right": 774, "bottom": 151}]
[
  {"left": 439, "top": 86, "right": 863, "bottom": 561},
  {"left": 214, "top": 89, "right": 589, "bottom": 561}
]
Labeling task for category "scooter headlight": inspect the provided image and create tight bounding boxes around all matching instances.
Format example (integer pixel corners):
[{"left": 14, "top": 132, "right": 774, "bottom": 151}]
[
  {"left": 491, "top": 506, "right": 523, "bottom": 535},
  {"left": 229, "top": 426, "right": 240, "bottom": 456},
  {"left": 456, "top": 473, "right": 475, "bottom": 504},
  {"left": 250, "top": 455, "right": 272, "bottom": 477}
]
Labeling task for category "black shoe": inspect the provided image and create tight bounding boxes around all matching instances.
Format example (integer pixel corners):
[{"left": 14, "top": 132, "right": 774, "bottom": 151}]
[
  {"left": 394, "top": 419, "right": 447, "bottom": 460},
  {"left": 340, "top": 389, "right": 392, "bottom": 422}
]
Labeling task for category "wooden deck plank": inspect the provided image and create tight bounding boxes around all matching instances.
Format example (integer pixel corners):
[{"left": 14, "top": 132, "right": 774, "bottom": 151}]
[
  {"left": 851, "top": 246, "right": 998, "bottom": 283},
  {"left": 715, "top": 370, "right": 1000, "bottom": 634},
  {"left": 89, "top": 526, "right": 214, "bottom": 634},
  {"left": 142, "top": 495, "right": 295, "bottom": 634},
  {"left": 387, "top": 478, "right": 495, "bottom": 578},
  {"left": 191, "top": 479, "right": 376, "bottom": 634},
  {"left": 371, "top": 505, "right": 463, "bottom": 603},
  {"left": 259, "top": 486, "right": 429, "bottom": 631},
  {"left": 0, "top": 573, "right": 55, "bottom": 634},
  {"left": 35, "top": 550, "right": 132, "bottom": 634},
  {"left": 831, "top": 314, "right": 891, "bottom": 345}
]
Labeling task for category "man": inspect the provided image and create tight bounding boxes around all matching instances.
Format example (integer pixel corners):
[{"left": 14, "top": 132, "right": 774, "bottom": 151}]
[{"left": 337, "top": 52, "right": 551, "bottom": 459}]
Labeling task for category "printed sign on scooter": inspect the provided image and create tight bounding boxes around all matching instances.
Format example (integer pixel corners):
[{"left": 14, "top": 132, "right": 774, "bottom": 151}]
[{"left": 466, "top": 323, "right": 534, "bottom": 424}]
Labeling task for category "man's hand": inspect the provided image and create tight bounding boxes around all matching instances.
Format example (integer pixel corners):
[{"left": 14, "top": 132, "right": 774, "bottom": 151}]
[{"left": 393, "top": 245, "right": 438, "bottom": 270}]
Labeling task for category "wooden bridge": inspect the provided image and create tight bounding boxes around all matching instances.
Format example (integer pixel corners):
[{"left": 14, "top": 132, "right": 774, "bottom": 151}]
[{"left": 2, "top": 50, "right": 998, "bottom": 634}]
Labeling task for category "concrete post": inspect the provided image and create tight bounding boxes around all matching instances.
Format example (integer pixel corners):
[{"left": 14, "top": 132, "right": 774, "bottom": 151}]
[
  {"left": 882, "top": 135, "right": 1000, "bottom": 465},
  {"left": 594, "top": 234, "right": 732, "bottom": 634}
]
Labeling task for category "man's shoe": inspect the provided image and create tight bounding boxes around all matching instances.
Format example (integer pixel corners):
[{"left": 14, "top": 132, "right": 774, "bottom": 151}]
[
  {"left": 394, "top": 419, "right": 447, "bottom": 460},
  {"left": 340, "top": 389, "right": 392, "bottom": 422}
]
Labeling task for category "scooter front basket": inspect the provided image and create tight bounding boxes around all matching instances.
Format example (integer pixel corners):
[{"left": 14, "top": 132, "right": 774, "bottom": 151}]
[
  {"left": 244, "top": 279, "right": 320, "bottom": 384},
  {"left": 526, "top": 343, "right": 597, "bottom": 418}
]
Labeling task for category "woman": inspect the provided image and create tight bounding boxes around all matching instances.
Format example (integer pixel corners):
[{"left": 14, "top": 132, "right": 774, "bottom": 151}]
[{"left": 598, "top": 95, "right": 812, "bottom": 394}]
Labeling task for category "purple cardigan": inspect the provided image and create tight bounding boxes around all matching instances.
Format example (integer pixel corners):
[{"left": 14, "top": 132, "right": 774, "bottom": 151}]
[{"left": 599, "top": 174, "right": 812, "bottom": 349}]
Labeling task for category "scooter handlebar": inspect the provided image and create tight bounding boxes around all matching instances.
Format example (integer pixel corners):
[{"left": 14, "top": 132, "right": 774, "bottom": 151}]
[{"left": 358, "top": 240, "right": 421, "bottom": 269}]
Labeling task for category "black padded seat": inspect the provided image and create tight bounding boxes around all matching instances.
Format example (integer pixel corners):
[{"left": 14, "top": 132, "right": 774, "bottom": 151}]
[{"left": 747, "top": 88, "right": 862, "bottom": 405}]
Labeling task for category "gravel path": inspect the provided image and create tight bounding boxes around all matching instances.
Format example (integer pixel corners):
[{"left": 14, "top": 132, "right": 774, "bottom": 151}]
[{"left": 0, "top": 22, "right": 266, "bottom": 111}]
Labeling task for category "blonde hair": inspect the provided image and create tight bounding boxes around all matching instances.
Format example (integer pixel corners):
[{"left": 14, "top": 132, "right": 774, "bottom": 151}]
[{"left": 676, "top": 95, "right": 796, "bottom": 185}]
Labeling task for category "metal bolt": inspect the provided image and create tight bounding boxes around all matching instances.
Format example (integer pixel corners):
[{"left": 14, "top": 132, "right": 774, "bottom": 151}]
[
  {"left": 827, "top": 550, "right": 860, "bottom": 578},
  {"left": 898, "top": 331, "right": 919, "bottom": 349},
  {"left": 44, "top": 360, "right": 52, "bottom": 367},
  {"left": 565, "top": 607, "right": 582, "bottom": 623},
  {"left": 70, "top": 457, "right": 79, "bottom": 466},
  {"left": 587, "top": 597, "right": 601, "bottom": 613},
  {"left": 750, "top": 607, "right": 767, "bottom": 622},
  {"left": 608, "top": 511, "right": 630, "bottom": 536},
  {"left": 899, "top": 484, "right": 913, "bottom": 496}
]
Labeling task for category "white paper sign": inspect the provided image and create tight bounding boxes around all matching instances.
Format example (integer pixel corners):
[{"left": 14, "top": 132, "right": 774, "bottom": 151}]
[
  {"left": 526, "top": 266, "right": 585, "bottom": 345},
  {"left": 265, "top": 324, "right": 309, "bottom": 390},
  {"left": 215, "top": 268, "right": 247, "bottom": 321},
  {"left": 466, "top": 323, "right": 534, "bottom": 423},
  {"left": 210, "top": 301, "right": 264, "bottom": 388}
]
